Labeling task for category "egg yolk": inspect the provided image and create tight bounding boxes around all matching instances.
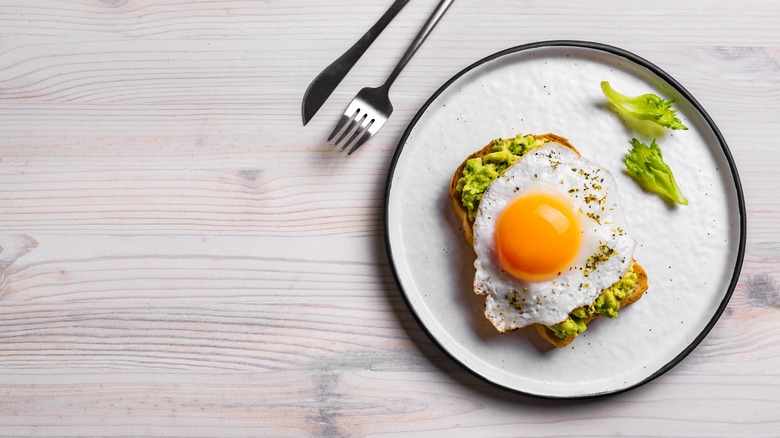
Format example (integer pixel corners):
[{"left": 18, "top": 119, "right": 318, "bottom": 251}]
[{"left": 495, "top": 192, "right": 581, "bottom": 281}]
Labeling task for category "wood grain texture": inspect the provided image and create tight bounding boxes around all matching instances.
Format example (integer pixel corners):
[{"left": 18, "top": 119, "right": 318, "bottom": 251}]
[{"left": 1, "top": 0, "right": 779, "bottom": 436}]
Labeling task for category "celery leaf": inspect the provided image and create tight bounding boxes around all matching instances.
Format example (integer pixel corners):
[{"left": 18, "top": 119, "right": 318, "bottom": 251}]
[
  {"left": 602, "top": 81, "right": 688, "bottom": 130},
  {"left": 625, "top": 138, "right": 688, "bottom": 205}
]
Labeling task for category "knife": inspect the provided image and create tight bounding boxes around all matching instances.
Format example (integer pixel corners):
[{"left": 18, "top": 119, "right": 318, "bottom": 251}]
[{"left": 301, "top": 0, "right": 410, "bottom": 125}]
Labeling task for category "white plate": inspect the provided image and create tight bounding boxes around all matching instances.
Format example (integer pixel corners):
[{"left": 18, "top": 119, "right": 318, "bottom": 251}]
[{"left": 384, "top": 41, "right": 746, "bottom": 398}]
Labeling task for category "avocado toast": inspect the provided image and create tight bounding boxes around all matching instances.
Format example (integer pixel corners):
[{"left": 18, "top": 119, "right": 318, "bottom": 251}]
[{"left": 450, "top": 133, "right": 649, "bottom": 348}]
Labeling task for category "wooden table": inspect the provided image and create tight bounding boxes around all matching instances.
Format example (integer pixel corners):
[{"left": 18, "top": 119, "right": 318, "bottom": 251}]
[{"left": 1, "top": 1, "right": 778, "bottom": 436}]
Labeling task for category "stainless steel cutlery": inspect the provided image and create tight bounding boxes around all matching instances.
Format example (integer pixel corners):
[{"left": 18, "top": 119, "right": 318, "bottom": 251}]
[{"left": 302, "top": 0, "right": 454, "bottom": 155}]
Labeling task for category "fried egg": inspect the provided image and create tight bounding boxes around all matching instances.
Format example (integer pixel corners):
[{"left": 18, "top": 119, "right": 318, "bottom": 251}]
[{"left": 472, "top": 142, "right": 636, "bottom": 331}]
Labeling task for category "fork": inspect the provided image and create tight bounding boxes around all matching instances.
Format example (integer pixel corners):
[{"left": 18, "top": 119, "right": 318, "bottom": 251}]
[{"left": 328, "top": 0, "right": 455, "bottom": 155}]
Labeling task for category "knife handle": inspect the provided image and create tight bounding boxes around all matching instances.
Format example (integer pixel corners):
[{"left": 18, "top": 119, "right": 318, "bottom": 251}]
[{"left": 326, "top": 0, "right": 410, "bottom": 83}]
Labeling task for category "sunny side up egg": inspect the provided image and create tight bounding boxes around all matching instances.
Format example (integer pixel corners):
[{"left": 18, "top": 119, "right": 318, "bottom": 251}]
[{"left": 472, "top": 142, "right": 636, "bottom": 331}]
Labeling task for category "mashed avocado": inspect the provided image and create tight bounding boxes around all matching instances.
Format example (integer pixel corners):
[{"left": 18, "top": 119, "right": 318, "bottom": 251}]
[
  {"left": 548, "top": 264, "right": 639, "bottom": 339},
  {"left": 455, "top": 134, "right": 544, "bottom": 220}
]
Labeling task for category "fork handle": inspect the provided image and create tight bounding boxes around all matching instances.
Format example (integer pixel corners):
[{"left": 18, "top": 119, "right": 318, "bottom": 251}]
[{"left": 382, "top": 0, "right": 455, "bottom": 90}]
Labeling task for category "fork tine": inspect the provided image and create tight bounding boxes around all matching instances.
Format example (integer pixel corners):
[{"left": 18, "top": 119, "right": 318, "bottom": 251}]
[
  {"left": 340, "top": 114, "right": 371, "bottom": 152},
  {"left": 326, "top": 86, "right": 391, "bottom": 154},
  {"left": 346, "top": 119, "right": 375, "bottom": 156},
  {"left": 333, "top": 110, "right": 363, "bottom": 147},
  {"left": 327, "top": 107, "right": 358, "bottom": 143}
]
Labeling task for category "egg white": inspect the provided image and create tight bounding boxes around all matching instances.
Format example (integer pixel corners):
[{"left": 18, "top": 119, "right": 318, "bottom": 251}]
[{"left": 472, "top": 142, "right": 636, "bottom": 331}]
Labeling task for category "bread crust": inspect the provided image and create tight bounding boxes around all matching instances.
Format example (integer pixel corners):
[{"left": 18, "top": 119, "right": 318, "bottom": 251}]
[{"left": 449, "top": 133, "right": 649, "bottom": 348}]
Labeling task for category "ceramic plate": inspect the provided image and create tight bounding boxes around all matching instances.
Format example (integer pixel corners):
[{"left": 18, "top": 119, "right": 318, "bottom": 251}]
[{"left": 384, "top": 41, "right": 746, "bottom": 398}]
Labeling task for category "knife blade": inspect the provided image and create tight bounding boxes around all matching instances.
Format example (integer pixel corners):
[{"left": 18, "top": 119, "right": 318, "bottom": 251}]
[{"left": 302, "top": 0, "right": 410, "bottom": 125}]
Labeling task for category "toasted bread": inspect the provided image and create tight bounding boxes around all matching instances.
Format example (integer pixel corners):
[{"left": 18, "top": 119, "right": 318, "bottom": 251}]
[{"left": 449, "top": 133, "right": 649, "bottom": 348}]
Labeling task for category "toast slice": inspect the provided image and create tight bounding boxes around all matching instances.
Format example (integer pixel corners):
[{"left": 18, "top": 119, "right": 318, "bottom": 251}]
[{"left": 449, "top": 133, "right": 649, "bottom": 348}]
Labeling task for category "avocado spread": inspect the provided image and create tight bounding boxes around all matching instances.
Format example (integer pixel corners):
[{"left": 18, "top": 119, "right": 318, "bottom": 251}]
[
  {"left": 455, "top": 134, "right": 544, "bottom": 220},
  {"left": 548, "top": 264, "right": 639, "bottom": 339}
]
